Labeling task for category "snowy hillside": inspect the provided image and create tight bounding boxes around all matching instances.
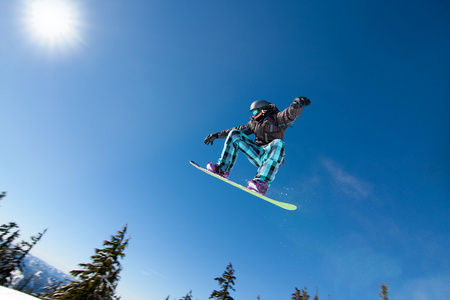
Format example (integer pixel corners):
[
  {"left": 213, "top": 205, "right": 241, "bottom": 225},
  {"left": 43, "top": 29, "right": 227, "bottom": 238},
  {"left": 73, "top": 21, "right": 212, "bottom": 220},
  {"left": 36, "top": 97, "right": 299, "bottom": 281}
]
[
  {"left": 0, "top": 286, "right": 40, "bottom": 300},
  {"left": 10, "top": 254, "right": 73, "bottom": 294}
]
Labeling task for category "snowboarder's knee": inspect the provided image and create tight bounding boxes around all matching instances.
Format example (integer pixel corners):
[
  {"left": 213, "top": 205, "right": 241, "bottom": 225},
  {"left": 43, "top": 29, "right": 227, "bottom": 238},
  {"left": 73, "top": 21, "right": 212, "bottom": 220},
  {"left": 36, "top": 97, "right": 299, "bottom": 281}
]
[
  {"left": 272, "top": 139, "right": 285, "bottom": 148},
  {"left": 227, "top": 129, "right": 244, "bottom": 141}
]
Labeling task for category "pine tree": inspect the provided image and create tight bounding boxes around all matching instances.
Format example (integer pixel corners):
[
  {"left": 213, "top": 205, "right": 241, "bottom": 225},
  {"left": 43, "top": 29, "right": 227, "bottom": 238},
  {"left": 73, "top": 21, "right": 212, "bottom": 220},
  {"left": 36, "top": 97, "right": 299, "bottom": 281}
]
[
  {"left": 313, "top": 288, "right": 319, "bottom": 300},
  {"left": 379, "top": 283, "right": 389, "bottom": 300},
  {"left": 14, "top": 272, "right": 36, "bottom": 292},
  {"left": 209, "top": 263, "right": 236, "bottom": 300},
  {"left": 51, "top": 225, "right": 130, "bottom": 300},
  {"left": 291, "top": 287, "right": 311, "bottom": 300},
  {"left": 38, "top": 279, "right": 68, "bottom": 300},
  {"left": 0, "top": 222, "right": 46, "bottom": 287},
  {"left": 14, "top": 229, "right": 48, "bottom": 268},
  {"left": 0, "top": 222, "right": 20, "bottom": 285},
  {"left": 180, "top": 290, "right": 193, "bottom": 300}
]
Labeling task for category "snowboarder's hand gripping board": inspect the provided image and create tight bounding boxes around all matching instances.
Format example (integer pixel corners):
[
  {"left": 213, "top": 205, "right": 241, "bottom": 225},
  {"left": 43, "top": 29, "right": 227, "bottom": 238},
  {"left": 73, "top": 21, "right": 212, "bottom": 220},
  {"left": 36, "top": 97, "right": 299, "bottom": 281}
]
[{"left": 190, "top": 161, "right": 297, "bottom": 211}]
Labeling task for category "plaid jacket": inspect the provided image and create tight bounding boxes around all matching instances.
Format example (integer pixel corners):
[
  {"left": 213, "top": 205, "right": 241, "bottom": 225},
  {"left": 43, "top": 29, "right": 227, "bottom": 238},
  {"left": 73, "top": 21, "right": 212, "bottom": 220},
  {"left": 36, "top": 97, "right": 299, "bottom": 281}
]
[{"left": 217, "top": 105, "right": 304, "bottom": 146}]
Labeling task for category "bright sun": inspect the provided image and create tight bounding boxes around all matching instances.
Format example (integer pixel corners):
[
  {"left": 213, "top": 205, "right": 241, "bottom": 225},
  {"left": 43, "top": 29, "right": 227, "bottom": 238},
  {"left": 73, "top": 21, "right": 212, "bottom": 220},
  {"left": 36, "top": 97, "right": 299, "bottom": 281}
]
[{"left": 25, "top": 0, "right": 80, "bottom": 48}]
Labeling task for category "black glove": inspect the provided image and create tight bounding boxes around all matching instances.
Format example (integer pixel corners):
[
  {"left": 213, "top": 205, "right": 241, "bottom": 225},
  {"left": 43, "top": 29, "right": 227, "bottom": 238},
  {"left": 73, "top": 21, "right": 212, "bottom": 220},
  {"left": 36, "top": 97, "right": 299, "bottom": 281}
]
[
  {"left": 291, "top": 96, "right": 311, "bottom": 109},
  {"left": 204, "top": 132, "right": 219, "bottom": 145}
]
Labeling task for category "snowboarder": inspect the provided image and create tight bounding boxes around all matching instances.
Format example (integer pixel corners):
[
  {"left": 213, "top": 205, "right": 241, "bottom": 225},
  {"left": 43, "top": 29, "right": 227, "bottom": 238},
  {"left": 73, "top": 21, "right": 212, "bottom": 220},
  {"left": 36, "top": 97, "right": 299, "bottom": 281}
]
[{"left": 204, "top": 96, "right": 311, "bottom": 195}]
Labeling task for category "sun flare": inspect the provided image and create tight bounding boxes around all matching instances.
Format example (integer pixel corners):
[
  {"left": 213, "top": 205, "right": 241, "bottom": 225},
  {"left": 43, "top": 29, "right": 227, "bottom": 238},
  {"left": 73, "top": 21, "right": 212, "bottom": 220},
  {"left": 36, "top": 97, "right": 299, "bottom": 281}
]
[{"left": 25, "top": 0, "right": 81, "bottom": 48}]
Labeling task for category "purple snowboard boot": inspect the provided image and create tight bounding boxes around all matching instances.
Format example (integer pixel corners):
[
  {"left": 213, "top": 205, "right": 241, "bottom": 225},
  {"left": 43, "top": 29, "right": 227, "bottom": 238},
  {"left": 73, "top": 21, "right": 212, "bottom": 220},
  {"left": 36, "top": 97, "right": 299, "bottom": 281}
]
[
  {"left": 247, "top": 179, "right": 269, "bottom": 196},
  {"left": 206, "top": 163, "right": 230, "bottom": 178}
]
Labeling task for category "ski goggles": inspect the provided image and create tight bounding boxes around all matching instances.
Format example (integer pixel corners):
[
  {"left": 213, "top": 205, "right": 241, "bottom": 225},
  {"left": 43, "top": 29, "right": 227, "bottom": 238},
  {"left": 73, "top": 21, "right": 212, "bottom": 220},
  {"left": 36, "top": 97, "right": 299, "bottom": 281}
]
[{"left": 251, "top": 109, "right": 260, "bottom": 117}]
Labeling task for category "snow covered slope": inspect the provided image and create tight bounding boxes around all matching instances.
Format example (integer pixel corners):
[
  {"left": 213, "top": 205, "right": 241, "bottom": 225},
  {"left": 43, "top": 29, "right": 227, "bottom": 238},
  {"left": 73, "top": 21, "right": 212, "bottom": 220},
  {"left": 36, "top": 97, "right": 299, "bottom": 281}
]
[{"left": 0, "top": 286, "right": 39, "bottom": 300}]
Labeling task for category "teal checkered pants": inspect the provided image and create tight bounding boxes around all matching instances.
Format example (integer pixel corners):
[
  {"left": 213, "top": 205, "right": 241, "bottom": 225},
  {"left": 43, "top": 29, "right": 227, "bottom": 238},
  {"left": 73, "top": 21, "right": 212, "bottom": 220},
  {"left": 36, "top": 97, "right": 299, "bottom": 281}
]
[{"left": 217, "top": 130, "right": 285, "bottom": 185}]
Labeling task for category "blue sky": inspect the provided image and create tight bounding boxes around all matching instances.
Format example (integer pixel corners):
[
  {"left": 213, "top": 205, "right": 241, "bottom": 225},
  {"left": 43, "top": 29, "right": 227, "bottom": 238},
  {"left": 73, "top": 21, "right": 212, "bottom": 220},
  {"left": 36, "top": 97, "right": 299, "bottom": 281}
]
[{"left": 1, "top": 0, "right": 449, "bottom": 299}]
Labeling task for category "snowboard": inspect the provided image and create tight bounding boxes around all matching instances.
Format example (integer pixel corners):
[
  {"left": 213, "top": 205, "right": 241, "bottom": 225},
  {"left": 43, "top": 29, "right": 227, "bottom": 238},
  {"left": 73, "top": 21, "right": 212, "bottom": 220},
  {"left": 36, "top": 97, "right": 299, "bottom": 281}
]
[{"left": 190, "top": 161, "right": 297, "bottom": 211}]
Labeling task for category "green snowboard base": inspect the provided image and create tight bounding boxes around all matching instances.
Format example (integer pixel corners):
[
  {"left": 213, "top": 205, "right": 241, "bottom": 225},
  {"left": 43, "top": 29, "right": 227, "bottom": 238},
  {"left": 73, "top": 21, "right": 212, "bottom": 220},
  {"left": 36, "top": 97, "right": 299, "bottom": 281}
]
[{"left": 190, "top": 161, "right": 297, "bottom": 211}]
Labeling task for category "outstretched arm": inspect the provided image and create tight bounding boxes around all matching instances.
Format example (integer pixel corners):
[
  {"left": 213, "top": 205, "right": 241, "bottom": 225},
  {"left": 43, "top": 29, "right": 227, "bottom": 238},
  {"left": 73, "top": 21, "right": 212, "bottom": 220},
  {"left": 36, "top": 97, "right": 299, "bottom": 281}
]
[{"left": 276, "top": 96, "right": 311, "bottom": 127}]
